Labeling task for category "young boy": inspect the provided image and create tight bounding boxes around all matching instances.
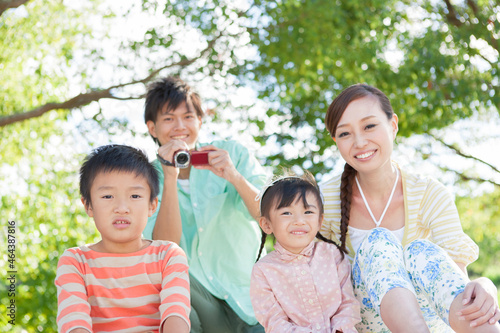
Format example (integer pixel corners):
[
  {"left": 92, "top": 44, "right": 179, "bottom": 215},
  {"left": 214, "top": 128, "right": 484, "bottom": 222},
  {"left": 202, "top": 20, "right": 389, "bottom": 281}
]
[{"left": 55, "top": 144, "right": 190, "bottom": 333}]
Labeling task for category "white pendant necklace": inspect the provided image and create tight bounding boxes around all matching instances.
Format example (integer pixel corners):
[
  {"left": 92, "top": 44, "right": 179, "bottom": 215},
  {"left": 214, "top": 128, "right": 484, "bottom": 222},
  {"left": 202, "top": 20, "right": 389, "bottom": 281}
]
[{"left": 355, "top": 167, "right": 399, "bottom": 227}]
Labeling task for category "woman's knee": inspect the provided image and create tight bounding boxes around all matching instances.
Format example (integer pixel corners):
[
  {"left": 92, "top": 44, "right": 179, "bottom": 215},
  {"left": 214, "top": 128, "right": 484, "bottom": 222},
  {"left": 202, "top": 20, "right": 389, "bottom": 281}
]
[
  {"left": 358, "top": 227, "right": 401, "bottom": 254},
  {"left": 403, "top": 239, "right": 448, "bottom": 274}
]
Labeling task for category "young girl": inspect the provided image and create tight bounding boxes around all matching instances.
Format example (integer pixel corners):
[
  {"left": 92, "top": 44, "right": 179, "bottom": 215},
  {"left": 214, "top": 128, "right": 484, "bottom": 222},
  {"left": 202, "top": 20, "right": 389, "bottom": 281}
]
[{"left": 249, "top": 172, "right": 360, "bottom": 333}]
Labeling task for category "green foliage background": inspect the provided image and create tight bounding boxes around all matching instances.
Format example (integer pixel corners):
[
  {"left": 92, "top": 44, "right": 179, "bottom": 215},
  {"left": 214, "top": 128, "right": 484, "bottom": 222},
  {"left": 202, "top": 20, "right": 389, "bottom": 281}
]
[{"left": 1, "top": 0, "right": 499, "bottom": 331}]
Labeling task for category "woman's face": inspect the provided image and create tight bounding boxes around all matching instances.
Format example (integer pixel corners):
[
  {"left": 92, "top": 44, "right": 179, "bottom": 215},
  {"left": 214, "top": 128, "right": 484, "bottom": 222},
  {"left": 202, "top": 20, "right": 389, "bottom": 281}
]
[{"left": 333, "top": 96, "right": 398, "bottom": 174}]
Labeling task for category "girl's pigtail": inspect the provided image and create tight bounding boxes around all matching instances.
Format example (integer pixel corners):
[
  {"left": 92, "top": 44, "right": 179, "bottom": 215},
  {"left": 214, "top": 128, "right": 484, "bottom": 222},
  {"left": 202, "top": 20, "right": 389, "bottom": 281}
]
[
  {"left": 315, "top": 232, "right": 345, "bottom": 260},
  {"left": 256, "top": 230, "right": 267, "bottom": 262},
  {"left": 339, "top": 163, "right": 356, "bottom": 254}
]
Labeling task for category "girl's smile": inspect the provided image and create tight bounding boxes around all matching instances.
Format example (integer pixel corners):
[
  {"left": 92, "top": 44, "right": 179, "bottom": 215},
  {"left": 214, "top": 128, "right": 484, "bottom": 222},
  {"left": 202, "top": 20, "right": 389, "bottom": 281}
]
[{"left": 260, "top": 191, "right": 323, "bottom": 254}]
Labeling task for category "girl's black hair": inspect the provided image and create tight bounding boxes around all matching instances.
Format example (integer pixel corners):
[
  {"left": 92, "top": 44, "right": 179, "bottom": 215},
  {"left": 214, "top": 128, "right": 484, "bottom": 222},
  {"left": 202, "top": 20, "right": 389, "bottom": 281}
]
[{"left": 256, "top": 171, "right": 345, "bottom": 261}]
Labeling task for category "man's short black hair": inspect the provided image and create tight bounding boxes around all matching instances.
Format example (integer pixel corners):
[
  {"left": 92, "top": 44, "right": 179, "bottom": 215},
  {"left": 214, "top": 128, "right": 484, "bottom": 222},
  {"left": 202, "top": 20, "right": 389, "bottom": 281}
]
[
  {"left": 144, "top": 76, "right": 204, "bottom": 145},
  {"left": 79, "top": 144, "right": 159, "bottom": 207}
]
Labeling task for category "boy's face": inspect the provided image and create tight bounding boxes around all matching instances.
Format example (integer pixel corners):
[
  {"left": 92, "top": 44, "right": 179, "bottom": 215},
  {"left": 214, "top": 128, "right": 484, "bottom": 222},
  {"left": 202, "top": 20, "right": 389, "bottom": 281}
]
[
  {"left": 147, "top": 100, "right": 202, "bottom": 149},
  {"left": 259, "top": 191, "right": 323, "bottom": 254},
  {"left": 83, "top": 170, "right": 158, "bottom": 253}
]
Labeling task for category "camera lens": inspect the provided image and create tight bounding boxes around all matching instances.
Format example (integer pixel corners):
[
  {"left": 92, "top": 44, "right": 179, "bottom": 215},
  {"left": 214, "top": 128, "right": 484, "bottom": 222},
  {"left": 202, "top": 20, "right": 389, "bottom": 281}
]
[{"left": 174, "top": 151, "right": 190, "bottom": 168}]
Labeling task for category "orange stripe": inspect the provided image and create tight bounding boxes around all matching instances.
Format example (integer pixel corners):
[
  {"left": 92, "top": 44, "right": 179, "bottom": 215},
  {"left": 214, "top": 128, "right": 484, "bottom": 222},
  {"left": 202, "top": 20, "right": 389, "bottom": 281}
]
[
  {"left": 75, "top": 260, "right": 186, "bottom": 279},
  {"left": 88, "top": 283, "right": 161, "bottom": 299},
  {"left": 58, "top": 289, "right": 87, "bottom": 303},
  {"left": 76, "top": 243, "right": 171, "bottom": 260},
  {"left": 61, "top": 319, "right": 92, "bottom": 333},
  {"left": 91, "top": 303, "right": 161, "bottom": 318},
  {"left": 163, "top": 304, "right": 189, "bottom": 319},
  {"left": 93, "top": 317, "right": 160, "bottom": 332},
  {"left": 58, "top": 302, "right": 90, "bottom": 321},
  {"left": 163, "top": 276, "right": 190, "bottom": 289},
  {"left": 56, "top": 272, "right": 84, "bottom": 285}
]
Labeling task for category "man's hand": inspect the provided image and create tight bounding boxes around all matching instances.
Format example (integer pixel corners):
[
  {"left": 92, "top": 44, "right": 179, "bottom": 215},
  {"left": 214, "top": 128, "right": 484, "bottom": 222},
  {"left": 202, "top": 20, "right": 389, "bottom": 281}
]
[{"left": 193, "top": 145, "right": 239, "bottom": 183}]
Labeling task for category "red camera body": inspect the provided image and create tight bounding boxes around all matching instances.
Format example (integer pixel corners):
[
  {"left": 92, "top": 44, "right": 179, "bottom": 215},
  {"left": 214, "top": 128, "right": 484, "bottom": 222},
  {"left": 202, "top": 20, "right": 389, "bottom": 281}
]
[{"left": 190, "top": 150, "right": 210, "bottom": 166}]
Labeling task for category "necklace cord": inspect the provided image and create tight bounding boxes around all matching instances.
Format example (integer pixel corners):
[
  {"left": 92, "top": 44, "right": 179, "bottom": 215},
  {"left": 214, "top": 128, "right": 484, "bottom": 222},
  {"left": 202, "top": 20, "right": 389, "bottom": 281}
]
[{"left": 355, "top": 167, "right": 399, "bottom": 227}]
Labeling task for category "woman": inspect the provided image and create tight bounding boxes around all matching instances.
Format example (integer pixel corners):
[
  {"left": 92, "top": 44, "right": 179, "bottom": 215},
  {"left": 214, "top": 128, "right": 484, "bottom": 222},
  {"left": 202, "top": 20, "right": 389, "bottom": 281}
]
[{"left": 320, "top": 83, "right": 500, "bottom": 332}]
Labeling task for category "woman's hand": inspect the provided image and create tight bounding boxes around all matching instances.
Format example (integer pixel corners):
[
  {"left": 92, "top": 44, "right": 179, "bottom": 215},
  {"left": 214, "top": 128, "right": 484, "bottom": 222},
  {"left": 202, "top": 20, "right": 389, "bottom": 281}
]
[{"left": 457, "top": 277, "right": 500, "bottom": 327}]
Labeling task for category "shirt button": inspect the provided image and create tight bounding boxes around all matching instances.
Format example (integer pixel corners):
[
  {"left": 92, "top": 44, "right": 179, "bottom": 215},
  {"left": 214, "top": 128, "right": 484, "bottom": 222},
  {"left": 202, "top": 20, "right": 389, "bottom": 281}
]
[
  {"left": 198, "top": 251, "right": 202, "bottom": 256},
  {"left": 198, "top": 227, "right": 204, "bottom": 232},
  {"left": 193, "top": 203, "right": 198, "bottom": 208},
  {"left": 301, "top": 270, "right": 307, "bottom": 275},
  {"left": 316, "top": 324, "right": 321, "bottom": 330},
  {"left": 224, "top": 295, "right": 229, "bottom": 300},
  {"left": 308, "top": 299, "right": 314, "bottom": 305},
  {"left": 209, "top": 276, "right": 213, "bottom": 281}
]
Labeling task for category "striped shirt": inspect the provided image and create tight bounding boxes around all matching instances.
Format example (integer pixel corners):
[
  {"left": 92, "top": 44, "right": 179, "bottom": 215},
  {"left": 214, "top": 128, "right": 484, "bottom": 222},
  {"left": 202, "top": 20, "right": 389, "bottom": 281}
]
[
  {"left": 320, "top": 165, "right": 479, "bottom": 266},
  {"left": 55, "top": 240, "right": 190, "bottom": 333}
]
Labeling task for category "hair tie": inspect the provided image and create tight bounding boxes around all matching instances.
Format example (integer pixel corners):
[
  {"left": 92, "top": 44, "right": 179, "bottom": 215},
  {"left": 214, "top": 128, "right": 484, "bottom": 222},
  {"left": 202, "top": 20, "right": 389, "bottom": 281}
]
[{"left": 255, "top": 175, "right": 302, "bottom": 215}]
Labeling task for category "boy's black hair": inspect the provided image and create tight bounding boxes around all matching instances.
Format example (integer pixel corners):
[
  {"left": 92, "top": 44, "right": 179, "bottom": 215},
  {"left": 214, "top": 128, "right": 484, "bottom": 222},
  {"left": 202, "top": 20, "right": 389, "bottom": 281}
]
[
  {"left": 144, "top": 76, "right": 204, "bottom": 145},
  {"left": 79, "top": 144, "right": 160, "bottom": 207},
  {"left": 256, "top": 171, "right": 345, "bottom": 261}
]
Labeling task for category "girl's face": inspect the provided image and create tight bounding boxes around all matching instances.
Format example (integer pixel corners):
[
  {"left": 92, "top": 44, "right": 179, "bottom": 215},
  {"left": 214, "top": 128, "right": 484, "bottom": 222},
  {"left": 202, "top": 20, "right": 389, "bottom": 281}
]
[
  {"left": 333, "top": 96, "right": 398, "bottom": 174},
  {"left": 259, "top": 191, "right": 323, "bottom": 254}
]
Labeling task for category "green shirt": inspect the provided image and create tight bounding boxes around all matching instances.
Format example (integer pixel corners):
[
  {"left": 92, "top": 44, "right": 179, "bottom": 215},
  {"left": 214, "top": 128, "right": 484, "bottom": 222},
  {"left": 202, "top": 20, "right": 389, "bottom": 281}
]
[{"left": 143, "top": 140, "right": 267, "bottom": 325}]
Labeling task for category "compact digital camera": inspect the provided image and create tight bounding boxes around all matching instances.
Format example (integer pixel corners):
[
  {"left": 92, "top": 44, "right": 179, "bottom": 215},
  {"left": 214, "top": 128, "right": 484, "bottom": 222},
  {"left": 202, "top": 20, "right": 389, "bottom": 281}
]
[{"left": 174, "top": 150, "right": 210, "bottom": 168}]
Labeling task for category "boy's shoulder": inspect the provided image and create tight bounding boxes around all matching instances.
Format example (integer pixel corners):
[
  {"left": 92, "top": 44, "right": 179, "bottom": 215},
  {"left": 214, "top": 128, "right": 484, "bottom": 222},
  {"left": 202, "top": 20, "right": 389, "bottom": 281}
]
[{"left": 59, "top": 240, "right": 185, "bottom": 261}]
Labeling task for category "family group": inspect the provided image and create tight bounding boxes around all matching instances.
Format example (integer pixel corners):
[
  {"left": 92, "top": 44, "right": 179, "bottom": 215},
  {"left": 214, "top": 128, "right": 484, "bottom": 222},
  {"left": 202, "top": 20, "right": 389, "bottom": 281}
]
[{"left": 55, "top": 77, "right": 500, "bottom": 333}]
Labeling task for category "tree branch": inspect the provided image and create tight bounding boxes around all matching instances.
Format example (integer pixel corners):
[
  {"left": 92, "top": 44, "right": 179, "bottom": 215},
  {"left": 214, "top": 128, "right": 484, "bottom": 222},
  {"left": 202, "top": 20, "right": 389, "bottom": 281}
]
[
  {"left": 443, "top": 0, "right": 463, "bottom": 27},
  {"left": 431, "top": 135, "right": 500, "bottom": 174},
  {"left": 0, "top": 34, "right": 223, "bottom": 128},
  {"left": 445, "top": 168, "right": 500, "bottom": 187},
  {"left": 0, "top": 0, "right": 29, "bottom": 16},
  {"left": 466, "top": 0, "right": 479, "bottom": 17}
]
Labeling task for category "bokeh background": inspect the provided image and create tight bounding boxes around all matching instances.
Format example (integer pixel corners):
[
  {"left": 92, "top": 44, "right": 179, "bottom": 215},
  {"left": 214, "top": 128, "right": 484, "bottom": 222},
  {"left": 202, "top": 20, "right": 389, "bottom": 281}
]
[{"left": 1, "top": 0, "right": 500, "bottom": 331}]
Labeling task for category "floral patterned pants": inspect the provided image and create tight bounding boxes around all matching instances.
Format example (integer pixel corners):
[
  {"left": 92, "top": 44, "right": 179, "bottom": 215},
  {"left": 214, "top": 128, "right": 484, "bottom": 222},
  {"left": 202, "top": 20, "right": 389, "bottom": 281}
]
[{"left": 352, "top": 228, "right": 468, "bottom": 332}]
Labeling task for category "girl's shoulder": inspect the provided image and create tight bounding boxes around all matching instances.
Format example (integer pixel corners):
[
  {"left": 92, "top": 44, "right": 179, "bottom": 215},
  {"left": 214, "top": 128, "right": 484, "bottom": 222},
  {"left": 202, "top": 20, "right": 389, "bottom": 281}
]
[{"left": 314, "top": 241, "right": 345, "bottom": 261}]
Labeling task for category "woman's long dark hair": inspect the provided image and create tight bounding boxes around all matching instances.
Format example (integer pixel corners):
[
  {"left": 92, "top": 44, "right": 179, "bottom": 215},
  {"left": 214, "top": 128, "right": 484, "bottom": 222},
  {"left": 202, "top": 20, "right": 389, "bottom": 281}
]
[{"left": 325, "top": 84, "right": 394, "bottom": 253}]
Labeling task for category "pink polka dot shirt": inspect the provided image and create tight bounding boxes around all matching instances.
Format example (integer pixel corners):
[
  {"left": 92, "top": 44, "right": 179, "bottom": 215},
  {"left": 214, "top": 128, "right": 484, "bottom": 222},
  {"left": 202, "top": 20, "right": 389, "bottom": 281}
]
[{"left": 250, "top": 241, "right": 360, "bottom": 332}]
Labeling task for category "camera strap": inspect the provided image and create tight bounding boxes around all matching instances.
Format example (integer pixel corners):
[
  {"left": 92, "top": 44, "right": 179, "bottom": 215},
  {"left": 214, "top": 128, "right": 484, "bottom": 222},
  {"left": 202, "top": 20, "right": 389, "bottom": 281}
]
[{"left": 157, "top": 153, "right": 175, "bottom": 167}]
